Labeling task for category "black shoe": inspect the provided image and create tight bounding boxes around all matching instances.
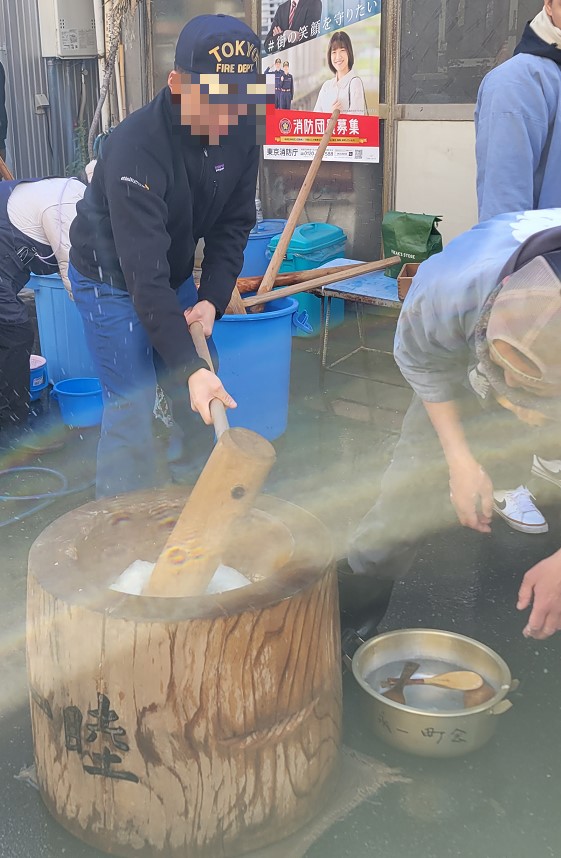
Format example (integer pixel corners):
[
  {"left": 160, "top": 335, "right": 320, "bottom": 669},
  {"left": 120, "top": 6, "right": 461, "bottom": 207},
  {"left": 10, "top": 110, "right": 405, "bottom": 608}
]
[
  {"left": 337, "top": 559, "right": 394, "bottom": 663},
  {"left": 340, "top": 624, "right": 372, "bottom": 664}
]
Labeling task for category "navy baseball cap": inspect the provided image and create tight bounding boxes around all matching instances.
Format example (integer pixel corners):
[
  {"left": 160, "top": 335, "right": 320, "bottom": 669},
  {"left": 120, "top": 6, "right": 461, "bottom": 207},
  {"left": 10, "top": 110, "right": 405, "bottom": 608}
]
[{"left": 174, "top": 14, "right": 271, "bottom": 103}]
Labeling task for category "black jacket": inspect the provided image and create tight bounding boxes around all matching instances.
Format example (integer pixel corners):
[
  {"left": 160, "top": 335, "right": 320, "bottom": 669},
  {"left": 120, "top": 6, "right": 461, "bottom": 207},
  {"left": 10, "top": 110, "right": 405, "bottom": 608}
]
[
  {"left": 265, "top": 0, "right": 323, "bottom": 52},
  {"left": 70, "top": 87, "right": 259, "bottom": 377}
]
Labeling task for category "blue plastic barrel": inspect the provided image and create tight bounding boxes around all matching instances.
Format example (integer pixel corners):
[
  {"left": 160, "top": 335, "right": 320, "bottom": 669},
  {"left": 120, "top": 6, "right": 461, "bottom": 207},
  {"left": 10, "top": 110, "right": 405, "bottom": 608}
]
[
  {"left": 29, "top": 274, "right": 96, "bottom": 383},
  {"left": 212, "top": 297, "right": 301, "bottom": 440},
  {"left": 240, "top": 219, "right": 287, "bottom": 277},
  {"left": 51, "top": 378, "right": 103, "bottom": 428}
]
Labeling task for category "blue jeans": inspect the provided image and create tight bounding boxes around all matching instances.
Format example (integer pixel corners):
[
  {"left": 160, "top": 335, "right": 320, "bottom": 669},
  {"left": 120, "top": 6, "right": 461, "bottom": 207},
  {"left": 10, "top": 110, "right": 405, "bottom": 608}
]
[{"left": 69, "top": 263, "right": 217, "bottom": 498}]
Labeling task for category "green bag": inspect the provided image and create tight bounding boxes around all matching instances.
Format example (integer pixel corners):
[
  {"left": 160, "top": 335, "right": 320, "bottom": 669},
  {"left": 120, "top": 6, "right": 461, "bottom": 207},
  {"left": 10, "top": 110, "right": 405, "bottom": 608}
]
[{"left": 381, "top": 211, "right": 443, "bottom": 278}]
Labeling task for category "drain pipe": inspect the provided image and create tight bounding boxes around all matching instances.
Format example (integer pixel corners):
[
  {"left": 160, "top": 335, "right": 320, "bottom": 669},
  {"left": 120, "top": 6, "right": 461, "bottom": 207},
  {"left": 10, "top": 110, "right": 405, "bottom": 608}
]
[
  {"left": 46, "top": 58, "right": 63, "bottom": 175},
  {"left": 93, "top": 0, "right": 110, "bottom": 133},
  {"left": 60, "top": 63, "right": 76, "bottom": 169}
]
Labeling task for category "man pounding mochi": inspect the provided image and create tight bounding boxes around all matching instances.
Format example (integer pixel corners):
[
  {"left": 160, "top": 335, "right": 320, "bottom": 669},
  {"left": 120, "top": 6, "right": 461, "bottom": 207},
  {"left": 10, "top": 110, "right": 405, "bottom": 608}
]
[{"left": 69, "top": 15, "right": 270, "bottom": 498}]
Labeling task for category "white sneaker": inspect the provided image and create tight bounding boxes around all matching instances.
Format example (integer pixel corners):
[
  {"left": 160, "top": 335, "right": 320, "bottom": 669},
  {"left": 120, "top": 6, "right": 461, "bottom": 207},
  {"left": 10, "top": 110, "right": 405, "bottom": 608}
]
[
  {"left": 531, "top": 455, "right": 561, "bottom": 490},
  {"left": 493, "top": 485, "right": 548, "bottom": 534}
]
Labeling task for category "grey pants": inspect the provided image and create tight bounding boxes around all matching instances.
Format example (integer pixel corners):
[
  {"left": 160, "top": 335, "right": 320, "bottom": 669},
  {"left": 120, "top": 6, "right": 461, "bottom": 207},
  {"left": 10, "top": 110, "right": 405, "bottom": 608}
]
[{"left": 347, "top": 393, "right": 556, "bottom": 584}]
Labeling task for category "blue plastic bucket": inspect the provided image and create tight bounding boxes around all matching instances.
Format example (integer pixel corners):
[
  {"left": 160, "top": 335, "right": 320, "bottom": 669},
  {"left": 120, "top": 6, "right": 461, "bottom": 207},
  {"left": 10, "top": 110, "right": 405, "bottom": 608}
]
[
  {"left": 51, "top": 377, "right": 103, "bottom": 428},
  {"left": 240, "top": 219, "right": 287, "bottom": 277},
  {"left": 29, "top": 355, "right": 48, "bottom": 401},
  {"left": 213, "top": 297, "right": 306, "bottom": 440}
]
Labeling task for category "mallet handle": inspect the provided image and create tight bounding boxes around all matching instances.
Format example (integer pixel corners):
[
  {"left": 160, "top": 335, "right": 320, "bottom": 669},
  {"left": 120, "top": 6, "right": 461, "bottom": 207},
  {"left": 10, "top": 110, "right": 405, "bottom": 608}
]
[{"left": 189, "top": 321, "right": 229, "bottom": 438}]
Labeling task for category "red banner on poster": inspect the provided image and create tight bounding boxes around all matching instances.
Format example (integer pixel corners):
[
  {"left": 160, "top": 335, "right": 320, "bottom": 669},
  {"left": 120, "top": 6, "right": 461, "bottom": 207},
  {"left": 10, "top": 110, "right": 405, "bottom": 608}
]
[{"left": 264, "top": 106, "right": 379, "bottom": 161}]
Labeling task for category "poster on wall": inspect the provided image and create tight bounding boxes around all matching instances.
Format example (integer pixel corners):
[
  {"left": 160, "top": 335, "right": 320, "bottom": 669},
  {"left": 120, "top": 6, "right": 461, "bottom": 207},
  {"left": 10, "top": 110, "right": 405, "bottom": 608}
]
[{"left": 261, "top": 0, "right": 381, "bottom": 163}]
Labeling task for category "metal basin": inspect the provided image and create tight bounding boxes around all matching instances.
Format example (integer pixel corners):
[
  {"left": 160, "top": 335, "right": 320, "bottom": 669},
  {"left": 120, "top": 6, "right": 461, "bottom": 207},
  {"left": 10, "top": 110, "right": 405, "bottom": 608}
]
[{"left": 350, "top": 628, "right": 517, "bottom": 758}]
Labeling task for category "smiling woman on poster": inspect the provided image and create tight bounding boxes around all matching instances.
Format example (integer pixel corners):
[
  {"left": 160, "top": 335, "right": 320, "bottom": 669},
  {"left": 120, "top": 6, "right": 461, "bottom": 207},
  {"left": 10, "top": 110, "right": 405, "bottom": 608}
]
[{"left": 314, "top": 31, "right": 367, "bottom": 115}]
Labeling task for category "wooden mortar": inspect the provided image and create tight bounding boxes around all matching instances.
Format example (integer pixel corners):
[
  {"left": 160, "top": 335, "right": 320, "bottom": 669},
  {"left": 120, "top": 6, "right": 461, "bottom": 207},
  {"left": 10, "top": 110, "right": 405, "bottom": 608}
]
[{"left": 26, "top": 488, "right": 341, "bottom": 857}]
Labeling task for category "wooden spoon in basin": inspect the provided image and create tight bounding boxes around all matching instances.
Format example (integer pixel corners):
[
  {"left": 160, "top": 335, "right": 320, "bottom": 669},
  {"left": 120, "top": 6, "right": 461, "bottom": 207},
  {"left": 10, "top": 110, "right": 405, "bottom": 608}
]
[
  {"left": 463, "top": 681, "right": 496, "bottom": 708},
  {"left": 381, "top": 661, "right": 420, "bottom": 704},
  {"left": 383, "top": 670, "right": 484, "bottom": 692}
]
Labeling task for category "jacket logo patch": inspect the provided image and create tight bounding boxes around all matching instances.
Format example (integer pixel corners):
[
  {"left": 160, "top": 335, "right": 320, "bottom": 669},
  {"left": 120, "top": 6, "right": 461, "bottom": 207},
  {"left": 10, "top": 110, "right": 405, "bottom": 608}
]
[
  {"left": 215, "top": 164, "right": 225, "bottom": 172},
  {"left": 121, "top": 176, "right": 150, "bottom": 190}
]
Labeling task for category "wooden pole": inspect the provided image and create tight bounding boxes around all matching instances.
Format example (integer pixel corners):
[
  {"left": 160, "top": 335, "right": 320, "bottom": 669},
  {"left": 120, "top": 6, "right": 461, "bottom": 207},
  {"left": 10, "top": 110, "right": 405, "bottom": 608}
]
[
  {"left": 225, "top": 285, "right": 247, "bottom": 315},
  {"left": 234, "top": 262, "right": 367, "bottom": 296},
  {"left": 117, "top": 43, "right": 127, "bottom": 120},
  {"left": 249, "top": 109, "right": 340, "bottom": 312},
  {"left": 0, "top": 155, "right": 14, "bottom": 181},
  {"left": 242, "top": 256, "right": 401, "bottom": 308}
]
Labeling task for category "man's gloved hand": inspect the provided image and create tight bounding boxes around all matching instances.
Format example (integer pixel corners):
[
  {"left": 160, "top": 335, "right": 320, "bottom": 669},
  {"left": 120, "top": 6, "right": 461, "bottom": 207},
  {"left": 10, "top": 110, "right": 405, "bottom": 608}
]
[
  {"left": 188, "top": 368, "right": 236, "bottom": 425},
  {"left": 184, "top": 300, "right": 216, "bottom": 337}
]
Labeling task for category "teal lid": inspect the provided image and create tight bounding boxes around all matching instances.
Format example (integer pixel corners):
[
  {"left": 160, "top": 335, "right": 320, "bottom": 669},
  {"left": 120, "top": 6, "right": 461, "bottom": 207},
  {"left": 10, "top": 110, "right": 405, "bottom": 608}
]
[{"left": 268, "top": 222, "right": 346, "bottom": 253}]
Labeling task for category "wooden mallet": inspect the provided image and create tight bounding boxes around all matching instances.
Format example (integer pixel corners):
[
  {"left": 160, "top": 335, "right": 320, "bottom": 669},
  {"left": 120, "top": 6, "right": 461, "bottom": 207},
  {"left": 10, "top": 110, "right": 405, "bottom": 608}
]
[{"left": 145, "top": 322, "right": 276, "bottom": 598}]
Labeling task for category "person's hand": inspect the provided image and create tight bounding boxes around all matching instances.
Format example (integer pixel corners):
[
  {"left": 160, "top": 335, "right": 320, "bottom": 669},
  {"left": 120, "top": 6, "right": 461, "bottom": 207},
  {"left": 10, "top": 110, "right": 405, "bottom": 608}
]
[
  {"left": 273, "top": 25, "right": 282, "bottom": 35},
  {"left": 448, "top": 458, "right": 494, "bottom": 533},
  {"left": 188, "top": 368, "right": 237, "bottom": 425},
  {"left": 184, "top": 300, "right": 216, "bottom": 337},
  {"left": 517, "top": 549, "right": 561, "bottom": 639}
]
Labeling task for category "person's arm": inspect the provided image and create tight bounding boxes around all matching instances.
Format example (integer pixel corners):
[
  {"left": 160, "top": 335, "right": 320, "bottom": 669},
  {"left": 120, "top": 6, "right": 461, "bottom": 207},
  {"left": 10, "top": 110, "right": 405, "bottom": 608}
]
[
  {"left": 40, "top": 187, "right": 85, "bottom": 296},
  {"left": 393, "top": 257, "right": 495, "bottom": 532},
  {"left": 348, "top": 77, "right": 366, "bottom": 115},
  {"left": 474, "top": 68, "right": 549, "bottom": 221},
  {"left": 197, "top": 145, "right": 260, "bottom": 317},
  {"left": 394, "top": 289, "right": 471, "bottom": 405},
  {"left": 517, "top": 548, "right": 561, "bottom": 639},
  {"left": 422, "top": 400, "right": 493, "bottom": 533}
]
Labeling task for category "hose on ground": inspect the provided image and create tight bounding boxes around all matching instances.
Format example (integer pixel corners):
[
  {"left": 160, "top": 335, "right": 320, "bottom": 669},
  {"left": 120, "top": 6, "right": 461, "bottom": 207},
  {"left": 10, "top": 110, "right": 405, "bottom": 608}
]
[{"left": 0, "top": 466, "right": 94, "bottom": 527}]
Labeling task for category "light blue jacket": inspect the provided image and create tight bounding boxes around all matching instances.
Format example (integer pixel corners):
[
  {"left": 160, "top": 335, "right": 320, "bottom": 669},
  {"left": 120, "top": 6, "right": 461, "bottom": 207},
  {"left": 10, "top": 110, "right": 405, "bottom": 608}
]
[
  {"left": 475, "top": 53, "right": 561, "bottom": 222},
  {"left": 394, "top": 209, "right": 561, "bottom": 403}
]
